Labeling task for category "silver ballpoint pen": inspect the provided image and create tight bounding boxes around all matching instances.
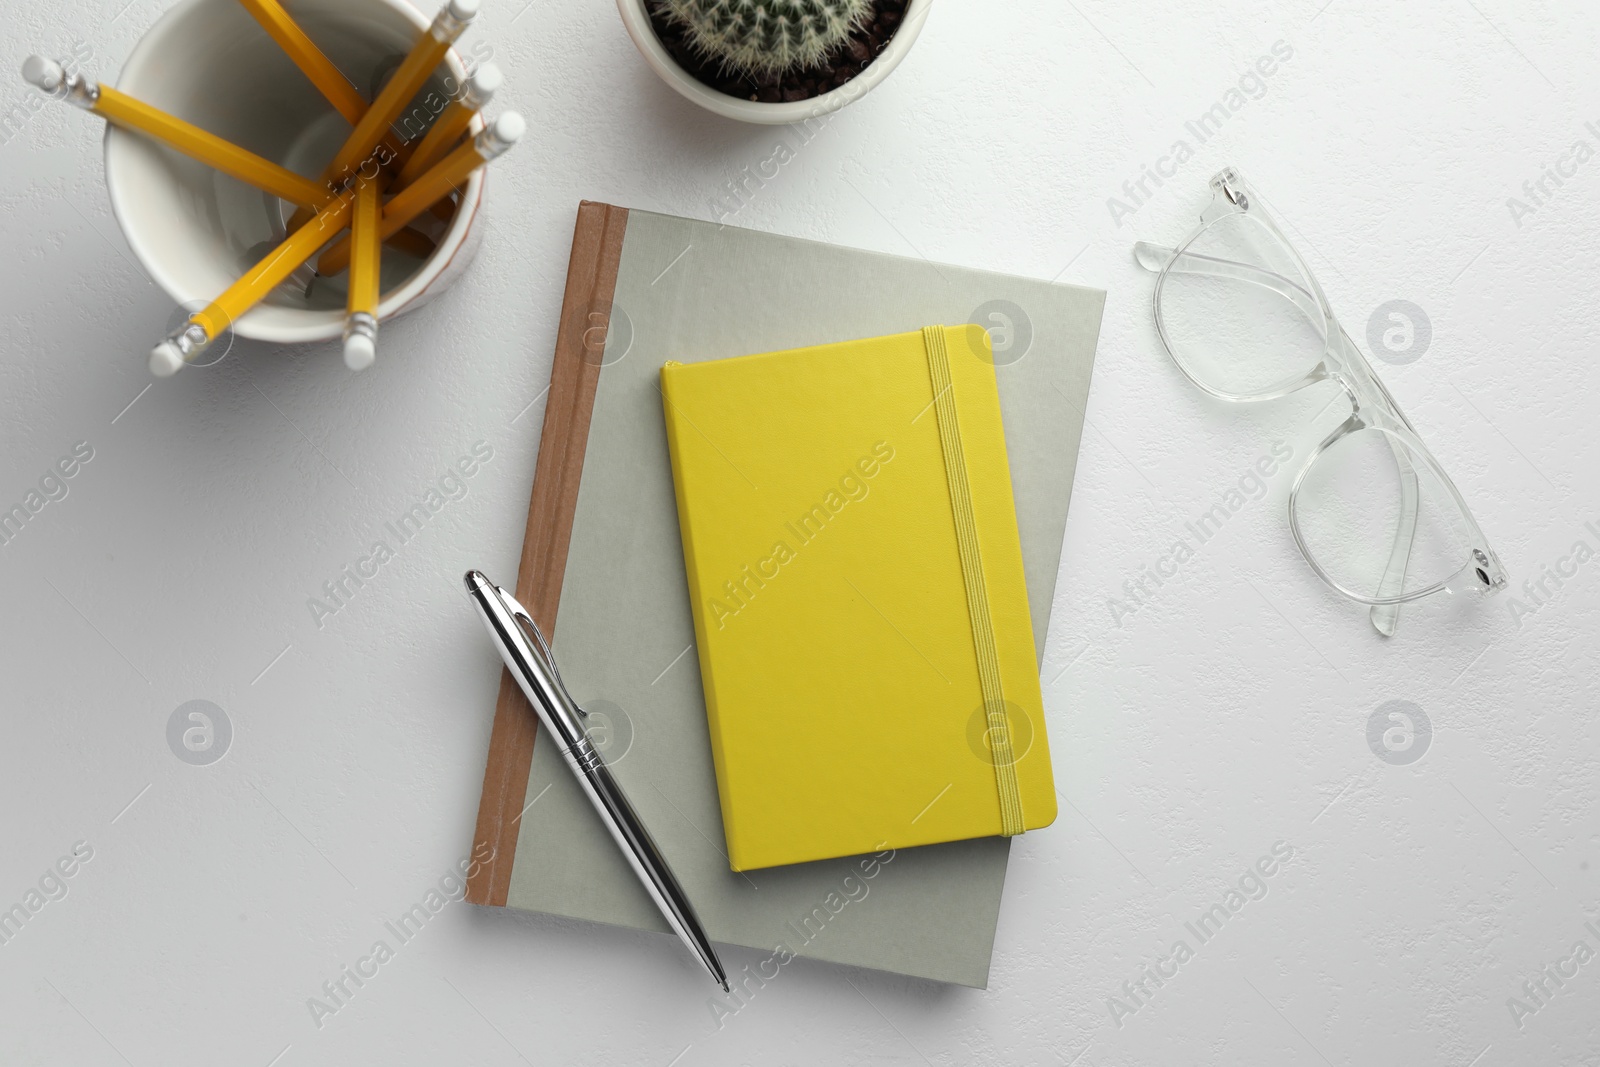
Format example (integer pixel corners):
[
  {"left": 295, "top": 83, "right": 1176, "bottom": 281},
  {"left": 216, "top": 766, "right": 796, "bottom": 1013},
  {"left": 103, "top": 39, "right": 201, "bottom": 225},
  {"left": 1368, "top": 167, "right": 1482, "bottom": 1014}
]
[{"left": 463, "top": 570, "right": 729, "bottom": 991}]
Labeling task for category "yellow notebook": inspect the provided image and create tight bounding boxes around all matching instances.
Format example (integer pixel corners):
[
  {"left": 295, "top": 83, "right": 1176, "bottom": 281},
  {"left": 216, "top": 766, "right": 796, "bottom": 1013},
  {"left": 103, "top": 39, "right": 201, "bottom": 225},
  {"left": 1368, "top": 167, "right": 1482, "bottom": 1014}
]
[{"left": 661, "top": 325, "right": 1057, "bottom": 871}]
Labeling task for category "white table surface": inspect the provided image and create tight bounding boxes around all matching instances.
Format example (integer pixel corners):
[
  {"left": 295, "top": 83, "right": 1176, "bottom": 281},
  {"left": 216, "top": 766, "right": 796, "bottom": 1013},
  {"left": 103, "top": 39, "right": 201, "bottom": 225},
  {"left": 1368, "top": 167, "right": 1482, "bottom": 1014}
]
[{"left": 3, "top": 1, "right": 1597, "bottom": 1064}]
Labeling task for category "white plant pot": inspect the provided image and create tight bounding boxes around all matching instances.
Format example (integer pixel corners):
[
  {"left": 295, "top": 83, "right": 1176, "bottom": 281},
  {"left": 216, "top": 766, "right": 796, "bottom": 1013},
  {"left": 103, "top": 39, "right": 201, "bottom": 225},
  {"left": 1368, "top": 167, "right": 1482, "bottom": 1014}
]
[{"left": 616, "top": 0, "right": 931, "bottom": 125}]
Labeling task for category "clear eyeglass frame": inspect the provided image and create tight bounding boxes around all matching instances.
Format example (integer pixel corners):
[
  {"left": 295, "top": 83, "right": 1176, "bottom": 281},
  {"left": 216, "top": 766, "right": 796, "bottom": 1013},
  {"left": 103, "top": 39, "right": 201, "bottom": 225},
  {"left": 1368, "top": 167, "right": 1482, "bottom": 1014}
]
[{"left": 1134, "top": 166, "right": 1506, "bottom": 635}]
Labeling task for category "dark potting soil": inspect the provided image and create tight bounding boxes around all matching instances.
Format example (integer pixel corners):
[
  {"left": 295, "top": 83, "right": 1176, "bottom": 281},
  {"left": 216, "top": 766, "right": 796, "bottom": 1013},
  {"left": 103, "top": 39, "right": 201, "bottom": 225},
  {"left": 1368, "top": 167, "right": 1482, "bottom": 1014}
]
[{"left": 646, "top": 0, "right": 912, "bottom": 104}]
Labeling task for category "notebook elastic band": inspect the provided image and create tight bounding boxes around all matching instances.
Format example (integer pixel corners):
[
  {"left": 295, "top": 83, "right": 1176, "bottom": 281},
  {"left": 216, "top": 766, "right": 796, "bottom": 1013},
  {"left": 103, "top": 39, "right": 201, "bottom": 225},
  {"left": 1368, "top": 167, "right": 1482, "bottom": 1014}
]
[{"left": 922, "top": 326, "right": 1026, "bottom": 837}]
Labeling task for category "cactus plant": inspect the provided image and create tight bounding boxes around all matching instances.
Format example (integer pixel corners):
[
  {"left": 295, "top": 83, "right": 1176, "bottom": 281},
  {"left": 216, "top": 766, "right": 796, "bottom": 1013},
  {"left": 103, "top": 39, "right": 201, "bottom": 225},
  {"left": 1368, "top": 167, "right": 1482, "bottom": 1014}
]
[{"left": 657, "top": 0, "right": 875, "bottom": 76}]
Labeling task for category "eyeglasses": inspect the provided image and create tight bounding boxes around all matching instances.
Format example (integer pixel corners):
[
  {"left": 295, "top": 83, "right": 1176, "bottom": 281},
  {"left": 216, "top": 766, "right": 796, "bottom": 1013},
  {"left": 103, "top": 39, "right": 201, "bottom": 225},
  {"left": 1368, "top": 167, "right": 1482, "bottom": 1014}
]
[{"left": 1134, "top": 167, "right": 1505, "bottom": 635}]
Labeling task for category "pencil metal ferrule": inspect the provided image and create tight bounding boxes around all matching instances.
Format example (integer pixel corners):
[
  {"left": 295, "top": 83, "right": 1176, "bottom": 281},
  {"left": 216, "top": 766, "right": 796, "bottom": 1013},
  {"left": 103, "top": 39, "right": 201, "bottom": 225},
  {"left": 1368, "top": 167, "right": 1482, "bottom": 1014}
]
[
  {"left": 149, "top": 319, "right": 211, "bottom": 376},
  {"left": 60, "top": 71, "right": 99, "bottom": 109},
  {"left": 166, "top": 320, "right": 212, "bottom": 358},
  {"left": 428, "top": 0, "right": 479, "bottom": 44},
  {"left": 473, "top": 113, "right": 523, "bottom": 162},
  {"left": 459, "top": 63, "right": 501, "bottom": 111},
  {"left": 343, "top": 311, "right": 377, "bottom": 340},
  {"left": 342, "top": 311, "right": 377, "bottom": 370},
  {"left": 459, "top": 82, "right": 490, "bottom": 112},
  {"left": 343, "top": 310, "right": 377, "bottom": 346}
]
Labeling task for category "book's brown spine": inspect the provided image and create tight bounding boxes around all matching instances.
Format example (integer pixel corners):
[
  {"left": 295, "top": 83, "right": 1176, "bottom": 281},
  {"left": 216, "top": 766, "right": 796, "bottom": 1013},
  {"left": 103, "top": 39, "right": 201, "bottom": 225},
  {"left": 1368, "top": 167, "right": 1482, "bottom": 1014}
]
[{"left": 466, "top": 201, "right": 628, "bottom": 907}]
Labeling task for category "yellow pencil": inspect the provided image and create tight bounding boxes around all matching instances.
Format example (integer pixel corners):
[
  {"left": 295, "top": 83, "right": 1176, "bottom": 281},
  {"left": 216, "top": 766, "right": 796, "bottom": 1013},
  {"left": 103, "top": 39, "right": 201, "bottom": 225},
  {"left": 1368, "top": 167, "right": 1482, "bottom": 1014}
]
[
  {"left": 235, "top": 0, "right": 410, "bottom": 171},
  {"left": 25, "top": 54, "right": 438, "bottom": 260},
  {"left": 316, "top": 111, "right": 522, "bottom": 277},
  {"left": 343, "top": 178, "right": 382, "bottom": 370},
  {"left": 282, "top": 0, "right": 478, "bottom": 233},
  {"left": 315, "top": 0, "right": 477, "bottom": 193},
  {"left": 149, "top": 190, "right": 357, "bottom": 376},
  {"left": 23, "top": 55, "right": 327, "bottom": 209},
  {"left": 393, "top": 61, "right": 501, "bottom": 186},
  {"left": 235, "top": 0, "right": 368, "bottom": 124}
]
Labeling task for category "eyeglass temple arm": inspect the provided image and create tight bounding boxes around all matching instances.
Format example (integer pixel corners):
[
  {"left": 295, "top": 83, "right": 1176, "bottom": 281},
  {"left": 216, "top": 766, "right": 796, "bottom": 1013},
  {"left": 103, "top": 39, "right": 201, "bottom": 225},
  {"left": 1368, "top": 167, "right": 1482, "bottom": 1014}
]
[
  {"left": 1325, "top": 330, "right": 1421, "bottom": 636},
  {"left": 1367, "top": 448, "right": 1420, "bottom": 635},
  {"left": 1135, "top": 242, "right": 1421, "bottom": 636}
]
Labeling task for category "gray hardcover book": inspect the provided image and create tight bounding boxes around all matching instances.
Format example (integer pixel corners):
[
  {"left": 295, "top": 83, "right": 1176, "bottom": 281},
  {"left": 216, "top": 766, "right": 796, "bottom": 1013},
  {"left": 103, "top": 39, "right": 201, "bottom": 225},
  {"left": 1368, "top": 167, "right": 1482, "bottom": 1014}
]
[{"left": 467, "top": 204, "right": 1103, "bottom": 988}]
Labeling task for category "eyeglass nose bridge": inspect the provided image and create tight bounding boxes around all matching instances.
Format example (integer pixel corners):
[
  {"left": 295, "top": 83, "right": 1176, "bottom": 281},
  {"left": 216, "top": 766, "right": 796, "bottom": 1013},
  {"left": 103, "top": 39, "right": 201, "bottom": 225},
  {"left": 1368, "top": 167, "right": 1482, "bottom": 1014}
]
[{"left": 1323, "top": 367, "right": 1371, "bottom": 418}]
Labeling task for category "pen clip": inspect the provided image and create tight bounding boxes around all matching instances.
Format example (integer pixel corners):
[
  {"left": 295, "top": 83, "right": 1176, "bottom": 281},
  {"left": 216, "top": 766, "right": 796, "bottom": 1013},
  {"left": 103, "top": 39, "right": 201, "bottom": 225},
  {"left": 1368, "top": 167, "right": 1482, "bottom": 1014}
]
[{"left": 491, "top": 584, "right": 582, "bottom": 715}]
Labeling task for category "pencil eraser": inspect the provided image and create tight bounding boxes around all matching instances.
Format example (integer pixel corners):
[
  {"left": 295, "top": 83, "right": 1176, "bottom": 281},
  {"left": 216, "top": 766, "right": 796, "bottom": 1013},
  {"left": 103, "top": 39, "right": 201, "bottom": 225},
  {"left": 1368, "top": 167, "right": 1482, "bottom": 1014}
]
[
  {"left": 448, "top": 0, "right": 480, "bottom": 21},
  {"left": 149, "top": 341, "right": 184, "bottom": 377},
  {"left": 343, "top": 334, "right": 375, "bottom": 371},
  {"left": 22, "top": 55, "right": 64, "bottom": 92},
  {"left": 471, "top": 62, "right": 503, "bottom": 95},
  {"left": 491, "top": 111, "right": 525, "bottom": 145}
]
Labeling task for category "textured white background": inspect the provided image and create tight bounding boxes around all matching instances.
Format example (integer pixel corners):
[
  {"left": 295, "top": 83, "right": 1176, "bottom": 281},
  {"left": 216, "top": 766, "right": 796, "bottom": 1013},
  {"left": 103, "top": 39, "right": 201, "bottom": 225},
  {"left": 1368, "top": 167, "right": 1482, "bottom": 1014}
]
[{"left": 2, "top": 0, "right": 1597, "bottom": 1064}]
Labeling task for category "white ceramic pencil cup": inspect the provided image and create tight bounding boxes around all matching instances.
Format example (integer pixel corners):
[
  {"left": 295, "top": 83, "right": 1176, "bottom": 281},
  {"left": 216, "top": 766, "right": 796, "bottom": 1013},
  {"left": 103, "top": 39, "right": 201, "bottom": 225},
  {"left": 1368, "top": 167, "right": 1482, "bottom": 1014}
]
[{"left": 105, "top": 0, "right": 486, "bottom": 346}]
